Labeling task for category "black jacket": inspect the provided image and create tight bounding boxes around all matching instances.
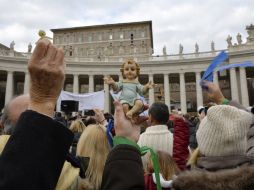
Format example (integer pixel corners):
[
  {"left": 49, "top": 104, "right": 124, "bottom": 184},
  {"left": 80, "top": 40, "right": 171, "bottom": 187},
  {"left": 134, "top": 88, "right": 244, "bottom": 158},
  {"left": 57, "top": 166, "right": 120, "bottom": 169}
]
[
  {"left": 0, "top": 110, "right": 73, "bottom": 190},
  {"left": 101, "top": 144, "right": 145, "bottom": 190}
]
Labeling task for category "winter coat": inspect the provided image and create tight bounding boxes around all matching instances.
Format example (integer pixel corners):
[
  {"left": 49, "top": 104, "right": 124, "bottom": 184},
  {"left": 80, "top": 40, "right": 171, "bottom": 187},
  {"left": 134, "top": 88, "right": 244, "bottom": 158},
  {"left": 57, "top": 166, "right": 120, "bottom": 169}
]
[
  {"left": 101, "top": 144, "right": 145, "bottom": 190},
  {"left": 172, "top": 118, "right": 189, "bottom": 171},
  {"left": 172, "top": 164, "right": 254, "bottom": 190},
  {"left": 0, "top": 110, "right": 73, "bottom": 190},
  {"left": 189, "top": 121, "right": 198, "bottom": 150},
  {"left": 172, "top": 155, "right": 254, "bottom": 190}
]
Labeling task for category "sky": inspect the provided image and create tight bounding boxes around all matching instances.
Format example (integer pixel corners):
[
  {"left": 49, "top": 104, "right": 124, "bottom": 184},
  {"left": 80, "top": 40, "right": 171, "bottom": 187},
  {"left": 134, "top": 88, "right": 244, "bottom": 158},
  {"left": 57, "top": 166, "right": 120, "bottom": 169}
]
[{"left": 0, "top": 0, "right": 253, "bottom": 55}]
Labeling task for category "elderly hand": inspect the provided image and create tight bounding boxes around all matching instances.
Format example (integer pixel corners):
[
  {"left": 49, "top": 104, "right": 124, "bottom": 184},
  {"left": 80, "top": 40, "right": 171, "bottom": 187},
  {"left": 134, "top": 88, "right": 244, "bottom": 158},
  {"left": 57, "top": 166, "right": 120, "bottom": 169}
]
[
  {"left": 114, "top": 100, "right": 148, "bottom": 142},
  {"left": 28, "top": 39, "right": 65, "bottom": 117}
]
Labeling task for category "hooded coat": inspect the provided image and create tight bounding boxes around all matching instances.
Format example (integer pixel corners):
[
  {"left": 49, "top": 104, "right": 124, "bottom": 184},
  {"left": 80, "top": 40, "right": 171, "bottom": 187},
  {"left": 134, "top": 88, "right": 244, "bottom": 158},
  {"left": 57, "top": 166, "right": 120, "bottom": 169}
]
[{"left": 172, "top": 164, "right": 254, "bottom": 190}]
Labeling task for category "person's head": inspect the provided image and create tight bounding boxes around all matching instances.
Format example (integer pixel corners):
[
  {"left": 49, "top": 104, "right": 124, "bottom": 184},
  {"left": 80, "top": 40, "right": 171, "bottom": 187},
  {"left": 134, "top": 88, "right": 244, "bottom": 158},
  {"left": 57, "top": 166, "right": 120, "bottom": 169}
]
[
  {"left": 196, "top": 105, "right": 253, "bottom": 157},
  {"left": 69, "top": 119, "right": 86, "bottom": 133},
  {"left": 82, "top": 116, "right": 96, "bottom": 126},
  {"left": 120, "top": 59, "right": 140, "bottom": 80},
  {"left": 0, "top": 94, "right": 29, "bottom": 135},
  {"left": 148, "top": 102, "right": 169, "bottom": 125},
  {"left": 146, "top": 151, "right": 180, "bottom": 180},
  {"left": 77, "top": 124, "right": 110, "bottom": 190}
]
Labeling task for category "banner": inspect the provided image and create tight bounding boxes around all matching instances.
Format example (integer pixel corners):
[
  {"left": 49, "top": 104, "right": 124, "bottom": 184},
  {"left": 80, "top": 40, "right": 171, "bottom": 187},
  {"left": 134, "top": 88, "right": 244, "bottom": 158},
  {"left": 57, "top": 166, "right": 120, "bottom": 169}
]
[
  {"left": 57, "top": 90, "right": 105, "bottom": 111},
  {"left": 201, "top": 51, "right": 228, "bottom": 82}
]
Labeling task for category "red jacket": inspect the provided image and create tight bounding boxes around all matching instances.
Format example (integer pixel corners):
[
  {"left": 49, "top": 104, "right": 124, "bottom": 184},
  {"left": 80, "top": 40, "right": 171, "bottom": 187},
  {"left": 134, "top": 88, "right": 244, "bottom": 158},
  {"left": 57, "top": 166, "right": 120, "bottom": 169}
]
[{"left": 172, "top": 117, "right": 189, "bottom": 170}]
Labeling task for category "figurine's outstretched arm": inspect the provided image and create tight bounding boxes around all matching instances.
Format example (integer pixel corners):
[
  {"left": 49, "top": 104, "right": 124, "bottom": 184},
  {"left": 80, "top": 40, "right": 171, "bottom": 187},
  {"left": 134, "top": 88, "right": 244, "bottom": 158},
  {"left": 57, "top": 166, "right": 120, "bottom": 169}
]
[
  {"left": 143, "top": 81, "right": 156, "bottom": 93},
  {"left": 104, "top": 76, "right": 118, "bottom": 91}
]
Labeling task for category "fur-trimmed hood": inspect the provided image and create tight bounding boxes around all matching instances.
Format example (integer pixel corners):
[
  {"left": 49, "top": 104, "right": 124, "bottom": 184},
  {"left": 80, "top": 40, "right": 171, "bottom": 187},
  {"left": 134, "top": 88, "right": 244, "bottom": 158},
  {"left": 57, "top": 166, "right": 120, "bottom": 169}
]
[{"left": 172, "top": 165, "right": 254, "bottom": 190}]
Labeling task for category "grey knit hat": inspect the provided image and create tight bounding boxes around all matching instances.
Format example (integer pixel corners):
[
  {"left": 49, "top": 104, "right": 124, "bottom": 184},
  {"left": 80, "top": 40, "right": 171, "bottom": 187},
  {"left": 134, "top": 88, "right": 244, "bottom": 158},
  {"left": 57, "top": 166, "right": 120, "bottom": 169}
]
[{"left": 197, "top": 105, "right": 253, "bottom": 156}]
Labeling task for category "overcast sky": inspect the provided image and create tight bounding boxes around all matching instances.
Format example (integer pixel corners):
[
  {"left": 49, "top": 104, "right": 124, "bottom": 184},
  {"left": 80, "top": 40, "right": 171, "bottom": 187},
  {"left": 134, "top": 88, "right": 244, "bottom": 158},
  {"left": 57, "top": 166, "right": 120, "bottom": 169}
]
[{"left": 0, "top": 0, "right": 253, "bottom": 55}]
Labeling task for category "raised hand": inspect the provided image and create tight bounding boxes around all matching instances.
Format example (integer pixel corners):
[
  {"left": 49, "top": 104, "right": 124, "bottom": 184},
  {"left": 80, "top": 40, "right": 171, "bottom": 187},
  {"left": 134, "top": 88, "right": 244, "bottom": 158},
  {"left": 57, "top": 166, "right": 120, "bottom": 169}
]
[
  {"left": 114, "top": 101, "right": 148, "bottom": 142},
  {"left": 28, "top": 39, "right": 65, "bottom": 117},
  {"left": 93, "top": 108, "right": 106, "bottom": 125},
  {"left": 201, "top": 80, "right": 225, "bottom": 104}
]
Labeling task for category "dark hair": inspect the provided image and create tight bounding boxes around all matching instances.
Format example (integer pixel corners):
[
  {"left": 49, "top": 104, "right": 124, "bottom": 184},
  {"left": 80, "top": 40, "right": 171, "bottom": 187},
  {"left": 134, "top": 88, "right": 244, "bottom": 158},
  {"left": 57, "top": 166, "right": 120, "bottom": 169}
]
[{"left": 149, "top": 102, "right": 169, "bottom": 124}]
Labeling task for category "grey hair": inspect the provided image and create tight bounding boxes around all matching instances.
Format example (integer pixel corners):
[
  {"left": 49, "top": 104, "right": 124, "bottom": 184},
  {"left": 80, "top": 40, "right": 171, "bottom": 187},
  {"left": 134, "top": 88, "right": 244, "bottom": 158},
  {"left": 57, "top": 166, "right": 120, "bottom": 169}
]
[{"left": 0, "top": 104, "right": 15, "bottom": 135}]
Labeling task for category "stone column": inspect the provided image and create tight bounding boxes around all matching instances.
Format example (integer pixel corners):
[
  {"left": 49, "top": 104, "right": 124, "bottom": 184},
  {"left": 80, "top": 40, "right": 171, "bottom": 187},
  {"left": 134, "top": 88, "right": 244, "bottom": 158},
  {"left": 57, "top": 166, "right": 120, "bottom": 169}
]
[
  {"left": 213, "top": 71, "right": 219, "bottom": 86},
  {"left": 239, "top": 68, "right": 249, "bottom": 107},
  {"left": 23, "top": 72, "right": 30, "bottom": 94},
  {"left": 195, "top": 72, "right": 203, "bottom": 108},
  {"left": 5, "top": 71, "right": 14, "bottom": 105},
  {"left": 229, "top": 68, "right": 239, "bottom": 101},
  {"left": 89, "top": 74, "right": 94, "bottom": 93},
  {"left": 73, "top": 74, "right": 79, "bottom": 93},
  {"left": 163, "top": 74, "right": 171, "bottom": 111},
  {"left": 149, "top": 74, "right": 155, "bottom": 105},
  {"left": 179, "top": 72, "right": 187, "bottom": 113},
  {"left": 104, "top": 75, "right": 110, "bottom": 113}
]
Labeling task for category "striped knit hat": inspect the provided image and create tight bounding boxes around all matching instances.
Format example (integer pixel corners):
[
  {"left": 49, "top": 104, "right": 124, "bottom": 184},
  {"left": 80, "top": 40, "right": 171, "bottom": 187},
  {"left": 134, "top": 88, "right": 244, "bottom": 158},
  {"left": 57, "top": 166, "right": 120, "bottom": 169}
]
[{"left": 196, "top": 105, "right": 253, "bottom": 156}]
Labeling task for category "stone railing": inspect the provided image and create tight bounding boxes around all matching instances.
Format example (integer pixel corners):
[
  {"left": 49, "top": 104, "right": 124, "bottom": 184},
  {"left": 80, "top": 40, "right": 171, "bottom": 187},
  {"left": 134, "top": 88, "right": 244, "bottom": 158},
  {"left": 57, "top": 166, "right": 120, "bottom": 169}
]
[
  {"left": 0, "top": 49, "right": 226, "bottom": 63},
  {"left": 0, "top": 50, "right": 31, "bottom": 58}
]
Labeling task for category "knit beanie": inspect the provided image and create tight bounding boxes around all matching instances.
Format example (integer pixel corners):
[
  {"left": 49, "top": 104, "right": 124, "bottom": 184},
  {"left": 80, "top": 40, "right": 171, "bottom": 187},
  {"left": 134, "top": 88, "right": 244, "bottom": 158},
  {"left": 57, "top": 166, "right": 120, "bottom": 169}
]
[{"left": 196, "top": 105, "right": 253, "bottom": 156}]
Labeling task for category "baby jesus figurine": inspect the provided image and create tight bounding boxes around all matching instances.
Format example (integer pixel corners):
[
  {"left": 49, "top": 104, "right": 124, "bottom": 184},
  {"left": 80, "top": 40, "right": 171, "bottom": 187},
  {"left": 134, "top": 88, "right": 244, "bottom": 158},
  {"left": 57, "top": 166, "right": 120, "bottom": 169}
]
[{"left": 104, "top": 60, "right": 155, "bottom": 119}]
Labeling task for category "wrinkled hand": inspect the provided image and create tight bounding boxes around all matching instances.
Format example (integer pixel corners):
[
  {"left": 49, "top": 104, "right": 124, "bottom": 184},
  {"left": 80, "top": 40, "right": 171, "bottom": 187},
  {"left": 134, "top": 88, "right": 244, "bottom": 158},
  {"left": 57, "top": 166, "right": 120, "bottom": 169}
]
[
  {"left": 201, "top": 80, "right": 225, "bottom": 104},
  {"left": 103, "top": 76, "right": 115, "bottom": 85},
  {"left": 28, "top": 39, "right": 65, "bottom": 117},
  {"left": 114, "top": 101, "right": 148, "bottom": 142}
]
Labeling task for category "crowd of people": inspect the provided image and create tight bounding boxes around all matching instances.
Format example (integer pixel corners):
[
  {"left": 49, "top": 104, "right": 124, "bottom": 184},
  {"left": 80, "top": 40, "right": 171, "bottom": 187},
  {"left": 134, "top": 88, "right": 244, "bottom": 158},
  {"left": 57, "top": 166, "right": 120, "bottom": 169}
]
[{"left": 0, "top": 38, "right": 253, "bottom": 190}]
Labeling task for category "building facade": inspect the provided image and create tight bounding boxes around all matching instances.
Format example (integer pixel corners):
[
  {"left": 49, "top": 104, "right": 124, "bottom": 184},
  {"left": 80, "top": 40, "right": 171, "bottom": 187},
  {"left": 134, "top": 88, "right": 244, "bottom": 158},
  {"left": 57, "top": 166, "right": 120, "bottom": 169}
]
[{"left": 0, "top": 21, "right": 253, "bottom": 113}]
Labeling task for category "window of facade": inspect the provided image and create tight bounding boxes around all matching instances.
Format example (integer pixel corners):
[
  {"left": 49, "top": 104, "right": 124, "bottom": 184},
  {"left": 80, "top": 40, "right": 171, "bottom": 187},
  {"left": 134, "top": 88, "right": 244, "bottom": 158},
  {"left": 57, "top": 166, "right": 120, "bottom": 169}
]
[
  {"left": 78, "top": 33, "right": 82, "bottom": 43},
  {"left": 141, "top": 31, "right": 145, "bottom": 38},
  {"left": 66, "top": 35, "right": 69, "bottom": 43},
  {"left": 55, "top": 37, "right": 59, "bottom": 44},
  {"left": 130, "top": 33, "right": 134, "bottom": 44},
  {"left": 98, "top": 34, "right": 102, "bottom": 41},
  {"left": 88, "top": 35, "right": 92, "bottom": 42},
  {"left": 109, "top": 29, "right": 113, "bottom": 40}
]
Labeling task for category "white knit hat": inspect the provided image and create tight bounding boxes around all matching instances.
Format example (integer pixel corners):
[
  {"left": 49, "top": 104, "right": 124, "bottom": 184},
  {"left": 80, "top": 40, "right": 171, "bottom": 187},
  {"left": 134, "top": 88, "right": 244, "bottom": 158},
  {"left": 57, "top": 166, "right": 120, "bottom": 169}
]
[{"left": 197, "top": 105, "right": 253, "bottom": 156}]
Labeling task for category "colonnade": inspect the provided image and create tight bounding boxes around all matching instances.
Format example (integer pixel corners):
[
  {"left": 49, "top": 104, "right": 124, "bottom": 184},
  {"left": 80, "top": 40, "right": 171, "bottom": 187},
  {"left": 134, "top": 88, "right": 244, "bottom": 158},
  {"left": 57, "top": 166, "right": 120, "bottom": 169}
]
[{"left": 2, "top": 68, "right": 250, "bottom": 113}]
